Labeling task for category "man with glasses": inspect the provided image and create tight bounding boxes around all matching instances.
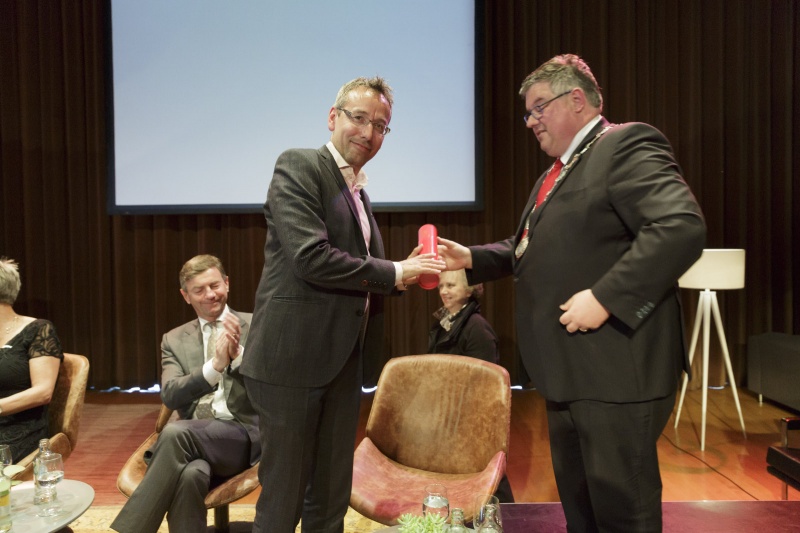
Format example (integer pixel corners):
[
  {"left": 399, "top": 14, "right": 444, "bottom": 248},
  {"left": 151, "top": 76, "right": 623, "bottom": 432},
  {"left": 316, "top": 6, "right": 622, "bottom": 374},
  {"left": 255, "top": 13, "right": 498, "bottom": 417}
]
[
  {"left": 438, "top": 54, "right": 706, "bottom": 532},
  {"left": 242, "top": 76, "right": 445, "bottom": 532}
]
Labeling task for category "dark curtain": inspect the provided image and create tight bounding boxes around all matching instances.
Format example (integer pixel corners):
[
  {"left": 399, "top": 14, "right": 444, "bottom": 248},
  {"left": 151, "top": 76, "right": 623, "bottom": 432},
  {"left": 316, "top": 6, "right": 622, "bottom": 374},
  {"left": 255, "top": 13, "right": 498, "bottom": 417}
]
[{"left": 1, "top": 0, "right": 798, "bottom": 390}]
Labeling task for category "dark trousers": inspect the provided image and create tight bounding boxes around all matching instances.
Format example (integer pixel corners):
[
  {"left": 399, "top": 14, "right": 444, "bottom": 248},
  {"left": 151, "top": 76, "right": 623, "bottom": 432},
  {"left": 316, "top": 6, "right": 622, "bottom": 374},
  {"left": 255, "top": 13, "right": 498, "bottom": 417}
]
[
  {"left": 245, "top": 348, "right": 362, "bottom": 533},
  {"left": 111, "top": 419, "right": 252, "bottom": 533},
  {"left": 546, "top": 392, "right": 675, "bottom": 533}
]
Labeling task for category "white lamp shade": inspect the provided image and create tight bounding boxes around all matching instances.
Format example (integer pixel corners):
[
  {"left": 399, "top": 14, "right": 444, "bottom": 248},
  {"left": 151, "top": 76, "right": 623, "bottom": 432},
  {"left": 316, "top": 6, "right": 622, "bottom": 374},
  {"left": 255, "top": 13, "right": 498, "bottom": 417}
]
[{"left": 678, "top": 249, "right": 745, "bottom": 290}]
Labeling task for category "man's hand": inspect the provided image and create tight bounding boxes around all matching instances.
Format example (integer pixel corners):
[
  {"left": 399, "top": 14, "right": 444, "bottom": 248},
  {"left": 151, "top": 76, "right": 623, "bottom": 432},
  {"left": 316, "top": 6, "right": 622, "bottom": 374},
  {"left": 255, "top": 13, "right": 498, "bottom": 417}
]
[
  {"left": 398, "top": 249, "right": 445, "bottom": 281},
  {"left": 437, "top": 237, "right": 473, "bottom": 270},
  {"left": 559, "top": 289, "right": 610, "bottom": 333},
  {"left": 213, "top": 314, "right": 242, "bottom": 370}
]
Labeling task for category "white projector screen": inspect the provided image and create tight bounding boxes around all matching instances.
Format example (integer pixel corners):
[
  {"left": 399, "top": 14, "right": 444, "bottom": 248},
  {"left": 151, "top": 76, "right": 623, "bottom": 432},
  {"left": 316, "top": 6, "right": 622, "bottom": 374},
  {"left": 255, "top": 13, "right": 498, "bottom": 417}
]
[{"left": 107, "top": 0, "right": 481, "bottom": 214}]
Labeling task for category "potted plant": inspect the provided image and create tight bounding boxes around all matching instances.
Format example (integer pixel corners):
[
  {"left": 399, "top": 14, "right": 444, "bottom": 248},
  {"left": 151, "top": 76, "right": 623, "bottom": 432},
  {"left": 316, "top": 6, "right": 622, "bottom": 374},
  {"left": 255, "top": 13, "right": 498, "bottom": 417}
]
[{"left": 397, "top": 512, "right": 447, "bottom": 533}]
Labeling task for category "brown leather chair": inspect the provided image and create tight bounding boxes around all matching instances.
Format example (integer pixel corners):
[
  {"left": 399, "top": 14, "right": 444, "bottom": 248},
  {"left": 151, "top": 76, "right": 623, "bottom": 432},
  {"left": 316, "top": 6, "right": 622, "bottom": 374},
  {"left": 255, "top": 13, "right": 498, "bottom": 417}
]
[
  {"left": 350, "top": 354, "right": 511, "bottom": 526},
  {"left": 116, "top": 403, "right": 260, "bottom": 533},
  {"left": 766, "top": 417, "right": 800, "bottom": 499},
  {"left": 12, "top": 353, "right": 90, "bottom": 481}
]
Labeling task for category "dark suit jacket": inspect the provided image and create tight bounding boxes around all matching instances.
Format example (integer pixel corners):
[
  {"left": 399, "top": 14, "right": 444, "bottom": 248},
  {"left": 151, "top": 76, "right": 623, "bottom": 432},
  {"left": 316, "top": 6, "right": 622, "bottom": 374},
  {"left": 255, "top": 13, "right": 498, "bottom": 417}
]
[
  {"left": 469, "top": 120, "right": 706, "bottom": 403},
  {"left": 242, "top": 145, "right": 398, "bottom": 389},
  {"left": 160, "top": 309, "right": 260, "bottom": 465}
]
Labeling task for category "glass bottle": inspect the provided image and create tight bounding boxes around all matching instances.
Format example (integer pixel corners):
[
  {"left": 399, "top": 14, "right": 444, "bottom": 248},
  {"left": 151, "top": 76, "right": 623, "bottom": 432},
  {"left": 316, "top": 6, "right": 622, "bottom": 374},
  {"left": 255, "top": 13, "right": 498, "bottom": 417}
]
[
  {"left": 476, "top": 504, "right": 503, "bottom": 532},
  {"left": 448, "top": 507, "right": 469, "bottom": 532},
  {"left": 0, "top": 467, "right": 11, "bottom": 533},
  {"left": 33, "top": 438, "right": 54, "bottom": 505}
]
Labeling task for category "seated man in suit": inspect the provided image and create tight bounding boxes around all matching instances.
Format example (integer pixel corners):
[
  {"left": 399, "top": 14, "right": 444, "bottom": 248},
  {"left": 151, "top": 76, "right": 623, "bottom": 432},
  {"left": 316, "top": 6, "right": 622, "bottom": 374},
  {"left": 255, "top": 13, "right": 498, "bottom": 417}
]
[{"left": 112, "top": 254, "right": 260, "bottom": 533}]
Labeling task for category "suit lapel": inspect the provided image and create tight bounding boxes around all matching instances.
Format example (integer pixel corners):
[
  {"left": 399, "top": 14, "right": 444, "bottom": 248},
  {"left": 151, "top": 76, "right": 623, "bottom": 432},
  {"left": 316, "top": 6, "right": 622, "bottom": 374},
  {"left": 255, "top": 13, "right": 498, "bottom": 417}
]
[
  {"left": 527, "top": 119, "right": 611, "bottom": 229},
  {"left": 182, "top": 320, "right": 205, "bottom": 369},
  {"left": 319, "top": 146, "right": 370, "bottom": 257}
]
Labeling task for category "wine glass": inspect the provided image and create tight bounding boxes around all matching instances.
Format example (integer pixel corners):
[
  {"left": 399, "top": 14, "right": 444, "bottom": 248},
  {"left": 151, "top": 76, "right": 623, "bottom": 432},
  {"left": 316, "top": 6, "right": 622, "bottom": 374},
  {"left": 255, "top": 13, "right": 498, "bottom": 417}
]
[
  {"left": 35, "top": 452, "right": 65, "bottom": 517},
  {"left": 422, "top": 483, "right": 449, "bottom": 521},
  {"left": 0, "top": 445, "right": 11, "bottom": 473},
  {"left": 472, "top": 493, "right": 502, "bottom": 531}
]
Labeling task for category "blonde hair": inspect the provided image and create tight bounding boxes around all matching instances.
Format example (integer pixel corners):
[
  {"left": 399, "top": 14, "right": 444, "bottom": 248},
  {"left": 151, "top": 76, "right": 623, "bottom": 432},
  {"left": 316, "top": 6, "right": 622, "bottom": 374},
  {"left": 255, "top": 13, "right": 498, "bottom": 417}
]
[
  {"left": 440, "top": 269, "right": 484, "bottom": 299},
  {"left": 179, "top": 255, "right": 227, "bottom": 291}
]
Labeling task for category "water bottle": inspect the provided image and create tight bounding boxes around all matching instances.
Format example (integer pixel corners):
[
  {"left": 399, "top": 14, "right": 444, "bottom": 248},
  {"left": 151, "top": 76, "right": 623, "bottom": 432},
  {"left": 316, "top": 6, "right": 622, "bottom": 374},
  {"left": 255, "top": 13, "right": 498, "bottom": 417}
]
[
  {"left": 33, "top": 438, "right": 54, "bottom": 505},
  {"left": 448, "top": 507, "right": 469, "bottom": 532},
  {"left": 0, "top": 468, "right": 11, "bottom": 533},
  {"left": 476, "top": 504, "right": 503, "bottom": 532}
]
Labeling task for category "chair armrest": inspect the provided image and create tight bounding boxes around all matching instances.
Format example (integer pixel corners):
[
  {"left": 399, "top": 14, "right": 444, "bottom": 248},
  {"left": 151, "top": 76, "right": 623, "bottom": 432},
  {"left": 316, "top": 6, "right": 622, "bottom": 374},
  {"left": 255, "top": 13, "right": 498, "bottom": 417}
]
[
  {"left": 155, "top": 404, "right": 174, "bottom": 432},
  {"left": 10, "top": 432, "right": 72, "bottom": 482}
]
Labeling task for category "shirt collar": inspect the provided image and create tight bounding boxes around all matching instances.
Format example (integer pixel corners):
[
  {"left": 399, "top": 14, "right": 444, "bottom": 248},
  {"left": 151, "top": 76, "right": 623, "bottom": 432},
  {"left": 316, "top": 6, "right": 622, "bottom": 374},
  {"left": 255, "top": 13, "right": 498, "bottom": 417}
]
[
  {"left": 326, "top": 141, "right": 369, "bottom": 192},
  {"left": 199, "top": 305, "right": 230, "bottom": 329},
  {"left": 560, "top": 114, "right": 603, "bottom": 165}
]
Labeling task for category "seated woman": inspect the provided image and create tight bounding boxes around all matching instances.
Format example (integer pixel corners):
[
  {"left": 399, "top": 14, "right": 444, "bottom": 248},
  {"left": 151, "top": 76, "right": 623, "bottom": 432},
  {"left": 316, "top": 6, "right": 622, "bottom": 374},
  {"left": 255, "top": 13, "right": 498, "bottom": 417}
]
[
  {"left": 428, "top": 269, "right": 499, "bottom": 363},
  {"left": 0, "top": 258, "right": 63, "bottom": 461},
  {"left": 428, "top": 269, "right": 514, "bottom": 502}
]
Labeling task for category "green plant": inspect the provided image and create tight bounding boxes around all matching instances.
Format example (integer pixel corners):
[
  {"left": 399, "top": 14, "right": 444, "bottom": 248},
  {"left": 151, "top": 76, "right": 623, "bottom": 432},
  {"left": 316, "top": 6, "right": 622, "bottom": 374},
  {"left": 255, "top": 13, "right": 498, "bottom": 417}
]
[{"left": 397, "top": 512, "right": 447, "bottom": 533}]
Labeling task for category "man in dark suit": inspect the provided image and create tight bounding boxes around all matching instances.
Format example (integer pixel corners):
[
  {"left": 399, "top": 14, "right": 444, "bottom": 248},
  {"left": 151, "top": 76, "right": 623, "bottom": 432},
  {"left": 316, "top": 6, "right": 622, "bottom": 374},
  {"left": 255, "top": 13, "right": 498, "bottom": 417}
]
[
  {"left": 439, "top": 54, "right": 706, "bottom": 532},
  {"left": 112, "top": 255, "right": 259, "bottom": 533},
  {"left": 241, "top": 77, "right": 445, "bottom": 532}
]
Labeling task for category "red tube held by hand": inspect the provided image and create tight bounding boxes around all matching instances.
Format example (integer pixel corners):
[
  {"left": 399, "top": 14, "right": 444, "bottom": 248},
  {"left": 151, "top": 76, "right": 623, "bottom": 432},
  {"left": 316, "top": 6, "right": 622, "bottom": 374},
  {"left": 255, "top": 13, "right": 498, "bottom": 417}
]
[{"left": 418, "top": 224, "right": 439, "bottom": 290}]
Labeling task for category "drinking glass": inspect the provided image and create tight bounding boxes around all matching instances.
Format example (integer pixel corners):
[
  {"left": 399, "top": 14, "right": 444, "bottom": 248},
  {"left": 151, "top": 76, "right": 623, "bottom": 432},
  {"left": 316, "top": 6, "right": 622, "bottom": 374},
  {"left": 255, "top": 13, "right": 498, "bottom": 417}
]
[
  {"left": 0, "top": 446, "right": 11, "bottom": 472},
  {"left": 422, "top": 483, "right": 449, "bottom": 520},
  {"left": 472, "top": 493, "right": 502, "bottom": 531},
  {"left": 35, "top": 452, "right": 65, "bottom": 517}
]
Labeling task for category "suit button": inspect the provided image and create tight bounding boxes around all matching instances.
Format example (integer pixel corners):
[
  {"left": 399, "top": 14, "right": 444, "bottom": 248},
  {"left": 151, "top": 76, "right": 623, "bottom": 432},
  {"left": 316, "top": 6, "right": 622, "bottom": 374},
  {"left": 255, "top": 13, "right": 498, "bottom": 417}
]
[
  {"left": 361, "top": 280, "right": 369, "bottom": 286},
  {"left": 356, "top": 309, "right": 365, "bottom": 317}
]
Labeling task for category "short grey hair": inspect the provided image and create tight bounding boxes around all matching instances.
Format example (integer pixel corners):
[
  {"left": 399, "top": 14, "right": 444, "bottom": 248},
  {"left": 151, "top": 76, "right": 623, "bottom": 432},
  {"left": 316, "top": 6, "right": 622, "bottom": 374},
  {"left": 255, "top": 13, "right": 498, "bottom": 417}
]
[
  {"left": 334, "top": 76, "right": 394, "bottom": 109},
  {"left": 519, "top": 53, "right": 603, "bottom": 110},
  {"left": 0, "top": 257, "right": 22, "bottom": 305}
]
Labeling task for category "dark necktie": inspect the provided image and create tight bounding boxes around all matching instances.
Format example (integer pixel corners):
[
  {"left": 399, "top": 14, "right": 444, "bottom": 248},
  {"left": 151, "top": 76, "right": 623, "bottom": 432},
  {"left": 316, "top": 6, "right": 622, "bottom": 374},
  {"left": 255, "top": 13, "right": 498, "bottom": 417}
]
[{"left": 515, "top": 159, "right": 564, "bottom": 259}]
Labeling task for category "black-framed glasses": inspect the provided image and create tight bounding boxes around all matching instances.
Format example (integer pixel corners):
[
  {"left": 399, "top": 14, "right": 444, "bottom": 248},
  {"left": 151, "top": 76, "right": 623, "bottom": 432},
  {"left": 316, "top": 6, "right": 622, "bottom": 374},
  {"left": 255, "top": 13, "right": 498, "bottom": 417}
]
[
  {"left": 523, "top": 90, "right": 572, "bottom": 123},
  {"left": 336, "top": 107, "right": 391, "bottom": 136}
]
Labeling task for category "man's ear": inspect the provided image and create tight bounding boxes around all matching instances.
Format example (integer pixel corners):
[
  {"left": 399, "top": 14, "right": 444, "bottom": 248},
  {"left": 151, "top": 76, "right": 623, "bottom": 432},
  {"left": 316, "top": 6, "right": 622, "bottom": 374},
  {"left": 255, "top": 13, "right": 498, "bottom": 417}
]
[
  {"left": 570, "top": 88, "right": 588, "bottom": 113},
  {"left": 328, "top": 107, "right": 337, "bottom": 132}
]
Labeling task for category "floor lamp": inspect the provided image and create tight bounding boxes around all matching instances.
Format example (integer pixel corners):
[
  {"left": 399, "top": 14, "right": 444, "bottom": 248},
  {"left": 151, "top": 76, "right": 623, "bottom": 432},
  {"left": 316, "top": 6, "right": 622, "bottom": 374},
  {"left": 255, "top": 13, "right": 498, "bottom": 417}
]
[{"left": 673, "top": 249, "right": 747, "bottom": 451}]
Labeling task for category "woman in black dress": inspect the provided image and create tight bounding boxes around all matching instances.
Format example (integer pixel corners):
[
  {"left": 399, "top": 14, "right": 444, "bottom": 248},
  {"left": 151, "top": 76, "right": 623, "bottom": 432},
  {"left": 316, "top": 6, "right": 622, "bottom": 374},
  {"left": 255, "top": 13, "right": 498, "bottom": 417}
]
[{"left": 0, "top": 258, "right": 63, "bottom": 461}]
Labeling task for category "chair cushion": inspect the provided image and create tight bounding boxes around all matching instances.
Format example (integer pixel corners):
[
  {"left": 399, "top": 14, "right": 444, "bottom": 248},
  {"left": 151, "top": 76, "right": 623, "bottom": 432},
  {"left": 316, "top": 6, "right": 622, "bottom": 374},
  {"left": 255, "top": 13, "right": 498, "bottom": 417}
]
[
  {"left": 350, "top": 436, "right": 505, "bottom": 526},
  {"left": 766, "top": 445, "right": 800, "bottom": 487}
]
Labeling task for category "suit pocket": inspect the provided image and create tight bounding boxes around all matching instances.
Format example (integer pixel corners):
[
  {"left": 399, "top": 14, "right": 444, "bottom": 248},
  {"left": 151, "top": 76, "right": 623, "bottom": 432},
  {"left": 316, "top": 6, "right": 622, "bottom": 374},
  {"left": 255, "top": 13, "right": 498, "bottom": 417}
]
[{"left": 264, "top": 296, "right": 326, "bottom": 356}]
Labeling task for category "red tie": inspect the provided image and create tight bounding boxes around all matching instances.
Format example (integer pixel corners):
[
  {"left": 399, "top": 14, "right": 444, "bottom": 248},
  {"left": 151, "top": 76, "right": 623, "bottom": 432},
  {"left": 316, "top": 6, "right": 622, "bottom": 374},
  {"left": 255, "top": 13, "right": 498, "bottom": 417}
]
[{"left": 536, "top": 159, "right": 564, "bottom": 207}]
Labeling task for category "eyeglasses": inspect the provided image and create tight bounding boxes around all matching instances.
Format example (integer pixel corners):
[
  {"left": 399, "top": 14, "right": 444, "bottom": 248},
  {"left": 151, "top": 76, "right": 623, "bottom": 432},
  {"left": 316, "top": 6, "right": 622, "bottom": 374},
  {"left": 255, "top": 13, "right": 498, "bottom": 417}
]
[
  {"left": 336, "top": 107, "right": 391, "bottom": 136},
  {"left": 523, "top": 90, "right": 572, "bottom": 123}
]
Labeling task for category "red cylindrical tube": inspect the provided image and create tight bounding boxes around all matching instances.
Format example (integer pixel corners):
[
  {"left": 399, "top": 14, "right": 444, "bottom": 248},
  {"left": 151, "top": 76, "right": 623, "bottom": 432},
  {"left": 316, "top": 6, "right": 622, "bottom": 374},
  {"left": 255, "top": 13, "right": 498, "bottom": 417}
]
[{"left": 417, "top": 224, "right": 439, "bottom": 290}]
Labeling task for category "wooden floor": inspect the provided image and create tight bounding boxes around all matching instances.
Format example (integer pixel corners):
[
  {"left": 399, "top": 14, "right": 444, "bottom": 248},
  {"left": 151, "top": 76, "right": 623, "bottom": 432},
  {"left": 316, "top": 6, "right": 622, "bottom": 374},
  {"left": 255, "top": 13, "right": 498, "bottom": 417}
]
[{"left": 65, "top": 385, "right": 799, "bottom": 507}]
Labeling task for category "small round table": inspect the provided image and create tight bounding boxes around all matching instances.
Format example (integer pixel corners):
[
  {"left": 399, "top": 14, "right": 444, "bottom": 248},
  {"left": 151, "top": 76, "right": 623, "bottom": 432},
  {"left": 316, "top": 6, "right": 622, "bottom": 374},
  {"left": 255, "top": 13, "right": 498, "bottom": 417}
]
[{"left": 9, "top": 479, "right": 95, "bottom": 533}]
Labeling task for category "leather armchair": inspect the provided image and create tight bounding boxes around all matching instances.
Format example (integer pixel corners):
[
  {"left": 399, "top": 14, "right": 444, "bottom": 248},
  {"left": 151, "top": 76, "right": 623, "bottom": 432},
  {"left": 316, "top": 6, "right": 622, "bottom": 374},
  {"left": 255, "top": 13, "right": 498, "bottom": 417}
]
[
  {"left": 116, "top": 403, "right": 260, "bottom": 533},
  {"left": 350, "top": 354, "right": 511, "bottom": 526},
  {"left": 12, "top": 353, "right": 90, "bottom": 481}
]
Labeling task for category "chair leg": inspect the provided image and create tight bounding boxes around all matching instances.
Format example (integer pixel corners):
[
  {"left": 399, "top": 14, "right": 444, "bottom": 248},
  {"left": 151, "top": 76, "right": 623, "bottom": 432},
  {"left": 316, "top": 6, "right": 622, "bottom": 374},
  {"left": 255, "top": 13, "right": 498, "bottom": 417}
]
[
  {"left": 782, "top": 481, "right": 788, "bottom": 501},
  {"left": 214, "top": 505, "right": 230, "bottom": 533}
]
